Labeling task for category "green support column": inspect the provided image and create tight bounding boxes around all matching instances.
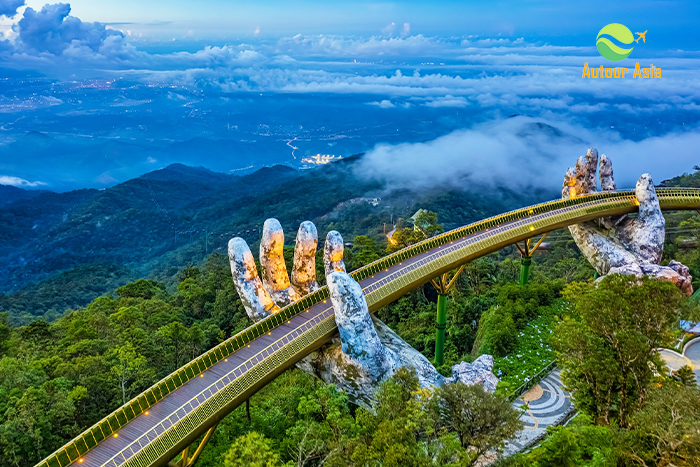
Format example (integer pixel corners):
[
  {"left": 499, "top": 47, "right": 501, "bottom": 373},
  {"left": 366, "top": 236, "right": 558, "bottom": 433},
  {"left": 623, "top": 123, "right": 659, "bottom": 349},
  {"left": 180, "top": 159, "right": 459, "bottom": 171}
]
[
  {"left": 516, "top": 234, "right": 546, "bottom": 287},
  {"left": 431, "top": 264, "right": 465, "bottom": 367},
  {"left": 435, "top": 293, "right": 448, "bottom": 366},
  {"left": 520, "top": 257, "right": 532, "bottom": 286}
]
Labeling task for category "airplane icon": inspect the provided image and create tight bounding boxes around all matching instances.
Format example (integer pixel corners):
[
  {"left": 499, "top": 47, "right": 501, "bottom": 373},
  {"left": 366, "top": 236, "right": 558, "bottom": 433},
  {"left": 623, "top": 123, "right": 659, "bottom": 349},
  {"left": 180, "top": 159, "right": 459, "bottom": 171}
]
[{"left": 634, "top": 31, "right": 647, "bottom": 43}]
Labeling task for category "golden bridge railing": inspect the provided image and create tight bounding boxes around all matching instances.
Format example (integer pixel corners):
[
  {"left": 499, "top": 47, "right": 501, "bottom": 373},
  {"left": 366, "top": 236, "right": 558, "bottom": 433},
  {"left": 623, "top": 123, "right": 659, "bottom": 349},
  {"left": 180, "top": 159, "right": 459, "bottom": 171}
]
[{"left": 36, "top": 188, "right": 700, "bottom": 467}]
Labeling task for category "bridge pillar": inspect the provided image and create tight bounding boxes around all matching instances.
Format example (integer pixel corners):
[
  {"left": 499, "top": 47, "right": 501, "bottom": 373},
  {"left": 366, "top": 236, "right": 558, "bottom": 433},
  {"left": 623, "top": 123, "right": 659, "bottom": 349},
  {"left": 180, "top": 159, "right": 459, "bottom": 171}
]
[
  {"left": 515, "top": 234, "right": 547, "bottom": 287},
  {"left": 520, "top": 257, "right": 532, "bottom": 286},
  {"left": 168, "top": 423, "right": 219, "bottom": 467},
  {"left": 430, "top": 264, "right": 466, "bottom": 366},
  {"left": 435, "top": 294, "right": 448, "bottom": 366}
]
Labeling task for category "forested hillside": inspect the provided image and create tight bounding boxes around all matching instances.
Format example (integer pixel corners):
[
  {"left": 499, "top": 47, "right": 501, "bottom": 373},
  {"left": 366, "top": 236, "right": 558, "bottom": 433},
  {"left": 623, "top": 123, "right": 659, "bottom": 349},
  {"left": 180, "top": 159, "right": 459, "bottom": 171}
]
[
  {"left": 1, "top": 165, "right": 700, "bottom": 466},
  {"left": 0, "top": 156, "right": 554, "bottom": 324}
]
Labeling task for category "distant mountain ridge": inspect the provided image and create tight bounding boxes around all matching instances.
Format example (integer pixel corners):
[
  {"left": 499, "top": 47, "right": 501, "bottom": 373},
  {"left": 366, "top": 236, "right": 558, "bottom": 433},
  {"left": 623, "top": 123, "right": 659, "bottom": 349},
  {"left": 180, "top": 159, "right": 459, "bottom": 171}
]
[
  {"left": 140, "top": 163, "right": 234, "bottom": 183},
  {"left": 0, "top": 158, "right": 555, "bottom": 324},
  {"left": 0, "top": 185, "right": 50, "bottom": 205}
]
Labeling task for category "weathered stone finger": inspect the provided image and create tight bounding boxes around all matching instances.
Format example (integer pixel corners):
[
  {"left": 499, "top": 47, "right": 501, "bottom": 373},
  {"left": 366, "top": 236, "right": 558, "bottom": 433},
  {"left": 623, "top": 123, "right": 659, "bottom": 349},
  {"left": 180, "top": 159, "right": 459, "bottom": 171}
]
[
  {"left": 617, "top": 173, "right": 665, "bottom": 264},
  {"left": 228, "top": 237, "right": 279, "bottom": 321},
  {"left": 598, "top": 154, "right": 617, "bottom": 228},
  {"left": 562, "top": 167, "right": 577, "bottom": 199},
  {"left": 599, "top": 154, "right": 616, "bottom": 191},
  {"left": 323, "top": 231, "right": 346, "bottom": 278},
  {"left": 260, "top": 218, "right": 301, "bottom": 306},
  {"left": 291, "top": 221, "right": 319, "bottom": 296},
  {"left": 573, "top": 147, "right": 598, "bottom": 194},
  {"left": 327, "top": 272, "right": 396, "bottom": 381}
]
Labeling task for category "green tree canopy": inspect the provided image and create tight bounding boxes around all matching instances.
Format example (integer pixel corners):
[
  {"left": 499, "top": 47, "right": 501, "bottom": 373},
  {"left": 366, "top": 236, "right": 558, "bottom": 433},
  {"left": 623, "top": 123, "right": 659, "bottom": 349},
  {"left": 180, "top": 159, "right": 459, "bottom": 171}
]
[{"left": 553, "top": 275, "right": 683, "bottom": 427}]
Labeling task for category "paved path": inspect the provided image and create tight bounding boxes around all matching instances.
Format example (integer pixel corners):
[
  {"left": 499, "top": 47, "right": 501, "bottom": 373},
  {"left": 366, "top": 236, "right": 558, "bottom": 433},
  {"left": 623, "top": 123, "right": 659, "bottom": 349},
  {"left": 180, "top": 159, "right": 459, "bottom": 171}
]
[
  {"left": 658, "top": 348, "right": 693, "bottom": 372},
  {"left": 684, "top": 339, "right": 700, "bottom": 385},
  {"left": 502, "top": 368, "right": 574, "bottom": 456}
]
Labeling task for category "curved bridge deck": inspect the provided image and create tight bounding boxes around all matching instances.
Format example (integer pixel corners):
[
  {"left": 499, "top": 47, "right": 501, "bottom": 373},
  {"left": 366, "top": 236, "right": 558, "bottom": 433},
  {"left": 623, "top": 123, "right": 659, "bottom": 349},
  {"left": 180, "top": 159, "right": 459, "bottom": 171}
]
[{"left": 37, "top": 188, "right": 700, "bottom": 467}]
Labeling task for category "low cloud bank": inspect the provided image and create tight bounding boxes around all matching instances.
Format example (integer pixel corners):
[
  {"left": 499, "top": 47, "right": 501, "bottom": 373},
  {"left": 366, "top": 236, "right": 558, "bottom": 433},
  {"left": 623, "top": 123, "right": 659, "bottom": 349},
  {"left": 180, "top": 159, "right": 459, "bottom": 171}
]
[
  {"left": 0, "top": 175, "right": 46, "bottom": 187},
  {"left": 354, "top": 116, "right": 700, "bottom": 192}
]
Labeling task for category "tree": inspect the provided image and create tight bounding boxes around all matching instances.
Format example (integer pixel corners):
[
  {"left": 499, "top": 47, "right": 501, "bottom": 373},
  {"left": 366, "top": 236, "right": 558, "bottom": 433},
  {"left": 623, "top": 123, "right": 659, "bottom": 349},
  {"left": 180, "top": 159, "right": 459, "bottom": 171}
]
[
  {"left": 674, "top": 365, "right": 696, "bottom": 387},
  {"left": 529, "top": 426, "right": 581, "bottom": 467},
  {"left": 284, "top": 383, "right": 358, "bottom": 466},
  {"left": 223, "top": 432, "right": 280, "bottom": 467},
  {"left": 387, "top": 227, "right": 426, "bottom": 253},
  {"left": 429, "top": 382, "right": 523, "bottom": 463},
  {"left": 553, "top": 275, "right": 683, "bottom": 427},
  {"left": 349, "top": 367, "right": 467, "bottom": 467},
  {"left": 413, "top": 210, "right": 444, "bottom": 238},
  {"left": 156, "top": 321, "right": 189, "bottom": 371},
  {"left": 512, "top": 417, "right": 622, "bottom": 467},
  {"left": 626, "top": 383, "right": 700, "bottom": 467},
  {"left": 349, "top": 236, "right": 381, "bottom": 269},
  {"left": 0, "top": 377, "right": 79, "bottom": 467},
  {"left": 109, "top": 344, "right": 156, "bottom": 405},
  {"left": 115, "top": 279, "right": 165, "bottom": 300},
  {"left": 473, "top": 306, "right": 517, "bottom": 358}
]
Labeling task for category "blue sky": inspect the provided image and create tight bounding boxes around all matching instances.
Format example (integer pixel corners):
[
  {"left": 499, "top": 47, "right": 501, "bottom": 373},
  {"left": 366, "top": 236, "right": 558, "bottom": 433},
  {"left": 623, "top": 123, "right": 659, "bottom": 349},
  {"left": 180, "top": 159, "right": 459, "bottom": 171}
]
[
  {"left": 0, "top": 0, "right": 699, "bottom": 191},
  {"left": 4, "top": 0, "right": 700, "bottom": 46}
]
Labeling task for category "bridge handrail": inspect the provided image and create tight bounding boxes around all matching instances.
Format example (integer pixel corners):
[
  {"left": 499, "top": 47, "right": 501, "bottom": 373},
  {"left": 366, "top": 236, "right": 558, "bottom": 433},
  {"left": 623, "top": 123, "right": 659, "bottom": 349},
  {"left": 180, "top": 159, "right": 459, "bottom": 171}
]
[
  {"left": 36, "top": 187, "right": 700, "bottom": 467},
  {"left": 507, "top": 360, "right": 557, "bottom": 402}
]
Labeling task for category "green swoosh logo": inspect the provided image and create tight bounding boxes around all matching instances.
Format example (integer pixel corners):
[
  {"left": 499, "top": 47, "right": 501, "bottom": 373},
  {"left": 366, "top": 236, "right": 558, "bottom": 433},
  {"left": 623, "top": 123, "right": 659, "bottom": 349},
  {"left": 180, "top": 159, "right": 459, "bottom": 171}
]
[{"left": 596, "top": 23, "right": 634, "bottom": 61}]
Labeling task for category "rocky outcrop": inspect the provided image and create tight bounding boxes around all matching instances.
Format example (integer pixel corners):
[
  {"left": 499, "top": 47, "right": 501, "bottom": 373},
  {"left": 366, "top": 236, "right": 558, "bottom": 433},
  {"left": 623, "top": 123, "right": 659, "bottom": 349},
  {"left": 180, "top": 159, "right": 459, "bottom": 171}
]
[
  {"left": 563, "top": 149, "right": 693, "bottom": 295},
  {"left": 446, "top": 355, "right": 499, "bottom": 392}
]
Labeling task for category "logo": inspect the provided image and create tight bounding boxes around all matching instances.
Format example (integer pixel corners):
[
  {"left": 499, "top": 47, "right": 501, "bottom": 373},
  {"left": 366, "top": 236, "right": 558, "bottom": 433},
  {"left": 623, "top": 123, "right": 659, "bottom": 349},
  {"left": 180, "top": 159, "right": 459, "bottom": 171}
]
[
  {"left": 596, "top": 23, "right": 635, "bottom": 61},
  {"left": 582, "top": 25, "right": 656, "bottom": 79}
]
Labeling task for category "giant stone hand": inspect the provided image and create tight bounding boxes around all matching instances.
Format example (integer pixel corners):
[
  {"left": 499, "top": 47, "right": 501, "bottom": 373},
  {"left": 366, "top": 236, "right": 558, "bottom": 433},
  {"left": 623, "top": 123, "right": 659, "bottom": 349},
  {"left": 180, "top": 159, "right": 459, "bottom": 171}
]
[
  {"left": 563, "top": 148, "right": 693, "bottom": 295},
  {"left": 228, "top": 219, "right": 498, "bottom": 405}
]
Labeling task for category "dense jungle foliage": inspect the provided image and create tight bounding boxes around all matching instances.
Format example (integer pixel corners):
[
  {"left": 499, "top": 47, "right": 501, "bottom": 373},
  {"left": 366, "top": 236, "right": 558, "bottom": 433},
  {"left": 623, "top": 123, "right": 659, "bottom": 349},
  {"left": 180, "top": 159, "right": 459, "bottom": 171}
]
[{"left": 2, "top": 164, "right": 700, "bottom": 466}]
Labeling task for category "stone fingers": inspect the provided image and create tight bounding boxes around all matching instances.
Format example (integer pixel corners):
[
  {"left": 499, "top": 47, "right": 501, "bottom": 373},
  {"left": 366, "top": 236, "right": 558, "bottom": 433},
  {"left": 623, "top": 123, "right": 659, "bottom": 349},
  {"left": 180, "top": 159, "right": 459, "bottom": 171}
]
[
  {"left": 572, "top": 147, "right": 598, "bottom": 195},
  {"left": 260, "top": 218, "right": 301, "bottom": 307},
  {"left": 598, "top": 154, "right": 617, "bottom": 228},
  {"left": 323, "top": 231, "right": 346, "bottom": 277},
  {"left": 617, "top": 174, "right": 665, "bottom": 264},
  {"left": 599, "top": 154, "right": 616, "bottom": 191},
  {"left": 291, "top": 221, "right": 319, "bottom": 295},
  {"left": 562, "top": 167, "right": 577, "bottom": 199},
  {"left": 327, "top": 272, "right": 396, "bottom": 381},
  {"left": 228, "top": 238, "right": 279, "bottom": 321}
]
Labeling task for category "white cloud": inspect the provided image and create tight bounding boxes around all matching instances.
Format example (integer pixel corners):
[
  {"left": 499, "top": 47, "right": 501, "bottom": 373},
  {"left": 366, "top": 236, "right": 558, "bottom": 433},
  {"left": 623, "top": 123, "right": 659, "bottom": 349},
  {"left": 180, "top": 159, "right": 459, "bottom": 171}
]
[
  {"left": 382, "top": 22, "right": 395, "bottom": 36},
  {"left": 0, "top": 9, "right": 697, "bottom": 129},
  {"left": 421, "top": 95, "right": 468, "bottom": 108},
  {"left": 367, "top": 99, "right": 395, "bottom": 108},
  {"left": 354, "top": 116, "right": 700, "bottom": 192},
  {"left": 0, "top": 175, "right": 46, "bottom": 187}
]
